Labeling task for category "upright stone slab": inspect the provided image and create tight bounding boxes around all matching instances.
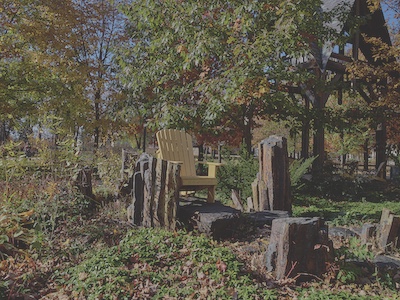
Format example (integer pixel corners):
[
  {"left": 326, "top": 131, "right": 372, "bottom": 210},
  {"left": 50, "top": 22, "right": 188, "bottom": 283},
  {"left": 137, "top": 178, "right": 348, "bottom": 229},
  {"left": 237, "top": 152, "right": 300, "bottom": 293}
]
[
  {"left": 379, "top": 208, "right": 400, "bottom": 251},
  {"left": 127, "top": 153, "right": 180, "bottom": 230},
  {"left": 253, "top": 136, "right": 292, "bottom": 213},
  {"left": 266, "top": 217, "right": 333, "bottom": 280},
  {"left": 360, "top": 224, "right": 377, "bottom": 245}
]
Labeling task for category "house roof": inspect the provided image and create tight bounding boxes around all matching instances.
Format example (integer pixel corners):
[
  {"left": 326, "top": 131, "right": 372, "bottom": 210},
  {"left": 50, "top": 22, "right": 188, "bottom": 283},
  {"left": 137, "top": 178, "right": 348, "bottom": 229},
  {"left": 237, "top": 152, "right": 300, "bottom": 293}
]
[{"left": 311, "top": 0, "right": 391, "bottom": 71}]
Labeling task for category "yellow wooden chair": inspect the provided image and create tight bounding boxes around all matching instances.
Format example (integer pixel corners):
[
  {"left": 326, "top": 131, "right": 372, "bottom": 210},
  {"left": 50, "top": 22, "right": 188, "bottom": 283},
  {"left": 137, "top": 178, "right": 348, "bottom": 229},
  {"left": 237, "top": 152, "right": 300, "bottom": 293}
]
[{"left": 156, "top": 129, "right": 222, "bottom": 203}]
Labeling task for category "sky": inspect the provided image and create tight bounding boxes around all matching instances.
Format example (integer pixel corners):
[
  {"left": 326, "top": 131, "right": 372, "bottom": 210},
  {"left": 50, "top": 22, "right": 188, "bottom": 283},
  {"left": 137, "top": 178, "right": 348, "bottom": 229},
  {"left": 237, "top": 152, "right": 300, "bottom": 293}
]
[{"left": 381, "top": 2, "right": 399, "bottom": 34}]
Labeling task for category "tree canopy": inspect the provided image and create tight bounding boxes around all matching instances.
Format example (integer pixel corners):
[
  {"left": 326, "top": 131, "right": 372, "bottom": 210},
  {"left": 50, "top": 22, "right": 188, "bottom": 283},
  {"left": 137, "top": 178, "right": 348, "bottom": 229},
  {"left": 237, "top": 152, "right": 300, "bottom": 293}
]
[
  {"left": 117, "top": 0, "right": 349, "bottom": 151},
  {"left": 0, "top": 0, "right": 398, "bottom": 162}
]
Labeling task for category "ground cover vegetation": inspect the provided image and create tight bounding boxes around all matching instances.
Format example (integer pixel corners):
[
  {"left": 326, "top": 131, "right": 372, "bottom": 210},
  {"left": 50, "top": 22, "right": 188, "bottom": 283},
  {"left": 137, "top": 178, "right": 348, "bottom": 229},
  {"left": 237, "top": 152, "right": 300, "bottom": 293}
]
[
  {"left": 1, "top": 141, "right": 400, "bottom": 299},
  {"left": 1, "top": 0, "right": 400, "bottom": 299}
]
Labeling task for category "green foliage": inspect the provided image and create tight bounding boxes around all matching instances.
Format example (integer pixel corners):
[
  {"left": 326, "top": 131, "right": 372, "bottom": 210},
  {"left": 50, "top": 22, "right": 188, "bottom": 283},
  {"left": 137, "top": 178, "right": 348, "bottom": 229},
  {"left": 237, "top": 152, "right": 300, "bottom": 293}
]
[
  {"left": 289, "top": 156, "right": 316, "bottom": 190},
  {"left": 63, "top": 227, "right": 276, "bottom": 299},
  {"left": 0, "top": 137, "right": 84, "bottom": 185},
  {"left": 333, "top": 237, "right": 374, "bottom": 285},
  {"left": 293, "top": 193, "right": 400, "bottom": 225},
  {"left": 0, "top": 208, "right": 37, "bottom": 258},
  {"left": 336, "top": 264, "right": 362, "bottom": 284},
  {"left": 373, "top": 268, "right": 397, "bottom": 290},
  {"left": 217, "top": 145, "right": 258, "bottom": 204},
  {"left": 300, "top": 163, "right": 388, "bottom": 202},
  {"left": 329, "top": 211, "right": 366, "bottom": 227},
  {"left": 298, "top": 288, "right": 380, "bottom": 299},
  {"left": 93, "top": 148, "right": 123, "bottom": 198},
  {"left": 336, "top": 237, "right": 374, "bottom": 262},
  {"left": 0, "top": 140, "right": 30, "bottom": 182},
  {"left": 292, "top": 195, "right": 340, "bottom": 219},
  {"left": 117, "top": 0, "right": 346, "bottom": 144}
]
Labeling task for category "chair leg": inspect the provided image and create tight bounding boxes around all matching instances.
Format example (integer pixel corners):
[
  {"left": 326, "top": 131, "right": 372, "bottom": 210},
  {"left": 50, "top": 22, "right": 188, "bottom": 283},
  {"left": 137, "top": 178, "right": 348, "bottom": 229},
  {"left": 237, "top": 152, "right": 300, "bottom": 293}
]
[{"left": 207, "top": 186, "right": 215, "bottom": 203}]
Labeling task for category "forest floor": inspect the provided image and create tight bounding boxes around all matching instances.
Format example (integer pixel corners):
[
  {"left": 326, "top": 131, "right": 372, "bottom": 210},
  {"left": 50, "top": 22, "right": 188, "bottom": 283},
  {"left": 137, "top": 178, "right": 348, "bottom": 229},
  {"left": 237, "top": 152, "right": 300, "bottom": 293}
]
[
  {"left": 0, "top": 185, "right": 400, "bottom": 299},
  {"left": 2, "top": 171, "right": 400, "bottom": 299}
]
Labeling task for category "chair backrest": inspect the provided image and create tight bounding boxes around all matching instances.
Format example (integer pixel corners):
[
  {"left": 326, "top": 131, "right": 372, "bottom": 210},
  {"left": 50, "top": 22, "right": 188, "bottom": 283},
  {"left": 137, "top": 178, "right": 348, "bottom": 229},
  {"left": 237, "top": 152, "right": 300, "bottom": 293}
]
[{"left": 156, "top": 129, "right": 196, "bottom": 177}]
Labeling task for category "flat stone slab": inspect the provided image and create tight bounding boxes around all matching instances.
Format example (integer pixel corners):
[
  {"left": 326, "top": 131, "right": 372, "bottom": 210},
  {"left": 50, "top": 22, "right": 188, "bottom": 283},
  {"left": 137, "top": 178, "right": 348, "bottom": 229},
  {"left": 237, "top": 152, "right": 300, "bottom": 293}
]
[
  {"left": 177, "top": 199, "right": 241, "bottom": 239},
  {"left": 374, "top": 255, "right": 400, "bottom": 269},
  {"left": 329, "top": 226, "right": 360, "bottom": 238},
  {"left": 244, "top": 210, "right": 290, "bottom": 227}
]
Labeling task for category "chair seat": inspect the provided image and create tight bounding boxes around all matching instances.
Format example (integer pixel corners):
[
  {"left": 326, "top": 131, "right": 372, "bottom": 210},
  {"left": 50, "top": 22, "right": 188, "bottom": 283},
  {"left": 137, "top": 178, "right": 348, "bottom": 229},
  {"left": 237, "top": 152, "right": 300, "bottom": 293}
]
[{"left": 180, "top": 176, "right": 218, "bottom": 187}]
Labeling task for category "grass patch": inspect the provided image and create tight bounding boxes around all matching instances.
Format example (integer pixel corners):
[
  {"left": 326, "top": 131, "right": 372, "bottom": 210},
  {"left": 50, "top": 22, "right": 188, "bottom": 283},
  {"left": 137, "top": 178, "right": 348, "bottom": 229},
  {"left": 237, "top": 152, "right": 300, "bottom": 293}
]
[{"left": 293, "top": 193, "right": 400, "bottom": 226}]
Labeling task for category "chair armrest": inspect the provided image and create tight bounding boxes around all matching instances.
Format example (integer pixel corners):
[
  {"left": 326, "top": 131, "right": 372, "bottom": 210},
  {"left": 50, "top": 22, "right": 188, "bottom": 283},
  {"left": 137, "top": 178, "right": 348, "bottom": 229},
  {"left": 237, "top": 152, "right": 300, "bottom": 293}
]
[
  {"left": 197, "top": 161, "right": 223, "bottom": 166},
  {"left": 197, "top": 161, "right": 223, "bottom": 177},
  {"left": 169, "top": 161, "right": 184, "bottom": 165},
  {"left": 205, "top": 162, "right": 224, "bottom": 167}
]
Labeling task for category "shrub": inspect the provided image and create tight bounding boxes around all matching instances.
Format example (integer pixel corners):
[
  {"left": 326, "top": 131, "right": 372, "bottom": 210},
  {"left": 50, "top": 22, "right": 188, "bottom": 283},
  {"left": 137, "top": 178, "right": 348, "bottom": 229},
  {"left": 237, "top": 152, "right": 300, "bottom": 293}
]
[
  {"left": 289, "top": 156, "right": 316, "bottom": 190},
  {"left": 217, "top": 145, "right": 258, "bottom": 205},
  {"left": 0, "top": 208, "right": 37, "bottom": 258}
]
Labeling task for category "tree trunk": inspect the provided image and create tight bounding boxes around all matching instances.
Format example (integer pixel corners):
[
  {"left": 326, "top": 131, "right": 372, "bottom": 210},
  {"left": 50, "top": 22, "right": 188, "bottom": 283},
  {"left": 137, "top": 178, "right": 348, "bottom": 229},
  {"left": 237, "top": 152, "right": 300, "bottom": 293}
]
[
  {"left": 243, "top": 105, "right": 253, "bottom": 155},
  {"left": 376, "top": 123, "right": 386, "bottom": 178},
  {"left": 266, "top": 217, "right": 333, "bottom": 280},
  {"left": 94, "top": 90, "right": 101, "bottom": 149},
  {"left": 134, "top": 134, "right": 142, "bottom": 150},
  {"left": 301, "top": 122, "right": 310, "bottom": 159},
  {"left": 301, "top": 96, "right": 310, "bottom": 159},
  {"left": 142, "top": 126, "right": 147, "bottom": 153},
  {"left": 363, "top": 138, "right": 369, "bottom": 171},
  {"left": 119, "top": 149, "right": 138, "bottom": 196},
  {"left": 312, "top": 103, "right": 325, "bottom": 176},
  {"left": 197, "top": 143, "right": 206, "bottom": 175},
  {"left": 0, "top": 121, "right": 9, "bottom": 144}
]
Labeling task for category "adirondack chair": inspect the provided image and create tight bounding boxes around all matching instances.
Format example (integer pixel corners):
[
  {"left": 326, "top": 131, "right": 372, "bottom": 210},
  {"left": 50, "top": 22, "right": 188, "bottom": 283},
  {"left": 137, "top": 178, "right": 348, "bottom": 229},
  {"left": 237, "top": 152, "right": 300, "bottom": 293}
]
[{"left": 156, "top": 129, "right": 222, "bottom": 203}]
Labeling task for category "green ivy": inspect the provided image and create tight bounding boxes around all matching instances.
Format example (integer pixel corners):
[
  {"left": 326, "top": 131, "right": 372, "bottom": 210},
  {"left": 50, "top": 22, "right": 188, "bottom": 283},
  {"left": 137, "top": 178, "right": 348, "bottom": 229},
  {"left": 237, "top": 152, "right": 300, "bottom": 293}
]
[{"left": 63, "top": 227, "right": 276, "bottom": 299}]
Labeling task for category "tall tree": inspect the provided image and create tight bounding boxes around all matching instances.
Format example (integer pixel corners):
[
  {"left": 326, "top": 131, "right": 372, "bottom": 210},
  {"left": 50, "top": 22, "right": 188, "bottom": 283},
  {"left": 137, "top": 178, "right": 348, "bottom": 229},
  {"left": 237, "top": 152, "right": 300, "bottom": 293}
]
[
  {"left": 0, "top": 0, "right": 128, "bottom": 147},
  {"left": 0, "top": 0, "right": 88, "bottom": 142},
  {"left": 347, "top": 0, "right": 400, "bottom": 169},
  {"left": 73, "top": 0, "right": 127, "bottom": 148},
  {"left": 118, "top": 0, "right": 339, "bottom": 152}
]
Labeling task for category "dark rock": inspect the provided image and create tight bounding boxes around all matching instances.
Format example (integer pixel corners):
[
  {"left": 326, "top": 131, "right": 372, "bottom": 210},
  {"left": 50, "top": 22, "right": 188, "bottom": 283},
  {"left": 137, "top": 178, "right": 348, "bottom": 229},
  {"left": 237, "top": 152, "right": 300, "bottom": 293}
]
[
  {"left": 177, "top": 199, "right": 241, "bottom": 240},
  {"left": 329, "top": 227, "right": 360, "bottom": 238},
  {"left": 244, "top": 210, "right": 290, "bottom": 227},
  {"left": 265, "top": 217, "right": 333, "bottom": 280},
  {"left": 374, "top": 255, "right": 400, "bottom": 269}
]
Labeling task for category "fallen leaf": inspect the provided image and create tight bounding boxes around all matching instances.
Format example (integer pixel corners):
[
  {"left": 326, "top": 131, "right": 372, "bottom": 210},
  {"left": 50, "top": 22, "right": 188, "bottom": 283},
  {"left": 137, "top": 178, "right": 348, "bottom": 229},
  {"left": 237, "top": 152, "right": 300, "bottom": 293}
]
[{"left": 216, "top": 259, "right": 227, "bottom": 273}]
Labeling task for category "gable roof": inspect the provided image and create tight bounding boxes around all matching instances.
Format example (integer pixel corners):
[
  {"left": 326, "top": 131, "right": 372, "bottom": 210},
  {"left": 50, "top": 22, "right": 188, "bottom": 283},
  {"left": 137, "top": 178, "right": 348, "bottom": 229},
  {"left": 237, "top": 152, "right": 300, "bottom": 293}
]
[{"left": 311, "top": 0, "right": 391, "bottom": 71}]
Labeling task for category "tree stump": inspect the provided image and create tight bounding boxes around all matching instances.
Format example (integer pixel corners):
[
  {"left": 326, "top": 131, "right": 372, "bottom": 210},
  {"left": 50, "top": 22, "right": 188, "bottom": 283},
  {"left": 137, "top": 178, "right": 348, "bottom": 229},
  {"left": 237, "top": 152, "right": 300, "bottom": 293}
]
[
  {"left": 127, "top": 153, "right": 180, "bottom": 230},
  {"left": 265, "top": 217, "right": 333, "bottom": 280},
  {"left": 119, "top": 149, "right": 138, "bottom": 196},
  {"left": 252, "top": 136, "right": 292, "bottom": 213},
  {"left": 75, "top": 166, "right": 94, "bottom": 199},
  {"left": 379, "top": 208, "right": 400, "bottom": 251},
  {"left": 360, "top": 224, "right": 377, "bottom": 245}
]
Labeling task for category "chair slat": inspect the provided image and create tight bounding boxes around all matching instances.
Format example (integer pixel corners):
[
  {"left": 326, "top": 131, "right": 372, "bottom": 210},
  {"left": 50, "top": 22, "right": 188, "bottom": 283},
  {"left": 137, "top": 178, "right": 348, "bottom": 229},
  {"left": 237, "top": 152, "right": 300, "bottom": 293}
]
[{"left": 156, "top": 129, "right": 221, "bottom": 203}]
